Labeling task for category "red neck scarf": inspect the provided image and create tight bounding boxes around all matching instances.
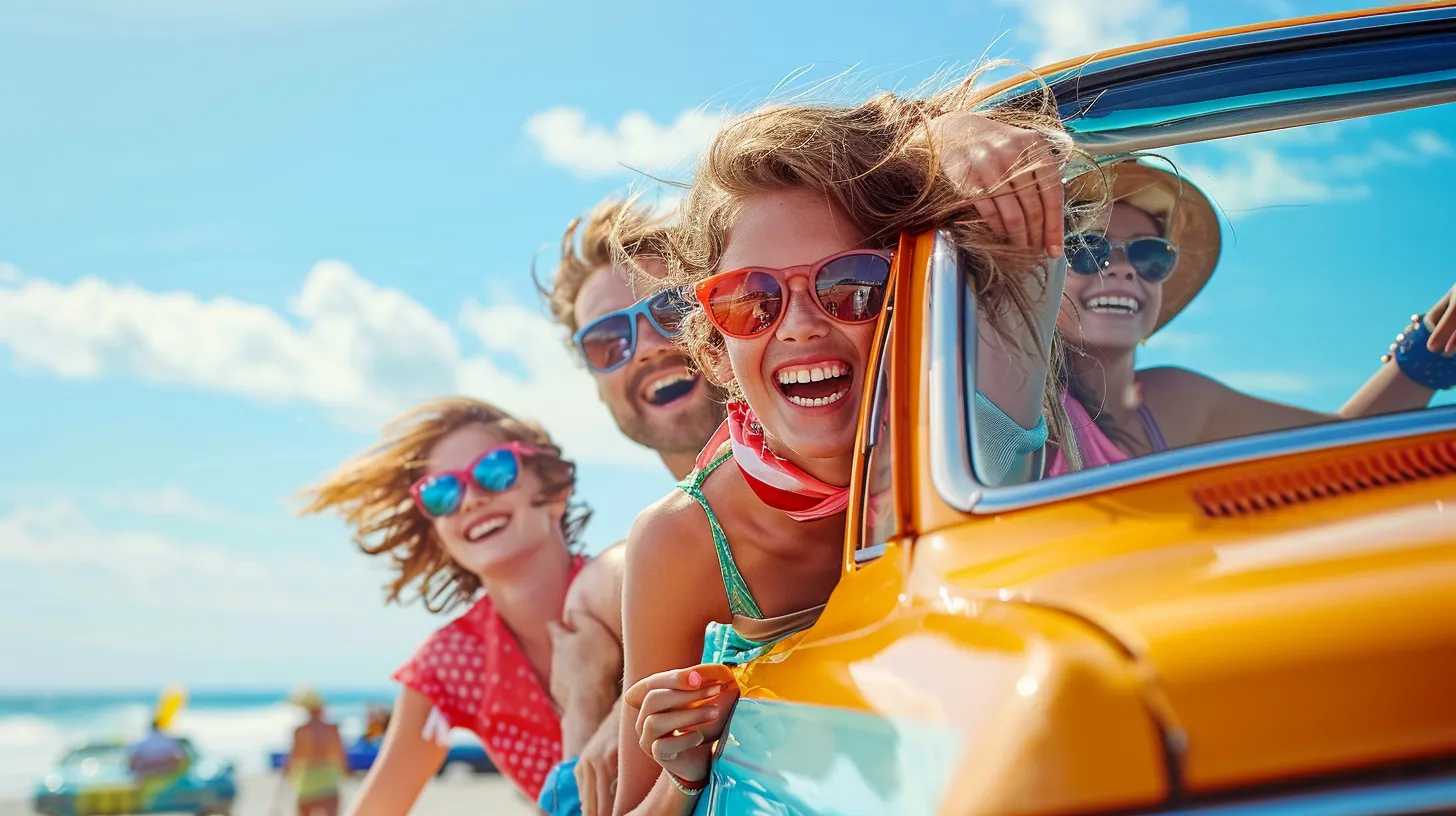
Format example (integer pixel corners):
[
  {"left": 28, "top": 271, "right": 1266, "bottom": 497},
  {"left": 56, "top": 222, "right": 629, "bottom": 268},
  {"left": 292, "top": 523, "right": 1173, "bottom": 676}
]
[{"left": 695, "top": 401, "right": 849, "bottom": 522}]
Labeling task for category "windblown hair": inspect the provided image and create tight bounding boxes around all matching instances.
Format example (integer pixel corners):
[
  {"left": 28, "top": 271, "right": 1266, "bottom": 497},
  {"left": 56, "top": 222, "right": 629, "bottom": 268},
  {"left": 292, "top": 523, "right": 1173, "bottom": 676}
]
[
  {"left": 297, "top": 397, "right": 591, "bottom": 613},
  {"left": 633, "top": 69, "right": 1108, "bottom": 470},
  {"left": 544, "top": 197, "right": 671, "bottom": 340}
]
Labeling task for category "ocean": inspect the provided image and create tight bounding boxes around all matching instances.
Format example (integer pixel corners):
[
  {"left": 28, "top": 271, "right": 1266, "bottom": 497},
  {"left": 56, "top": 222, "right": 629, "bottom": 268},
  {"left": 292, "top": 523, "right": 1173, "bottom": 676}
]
[{"left": 0, "top": 689, "right": 405, "bottom": 800}]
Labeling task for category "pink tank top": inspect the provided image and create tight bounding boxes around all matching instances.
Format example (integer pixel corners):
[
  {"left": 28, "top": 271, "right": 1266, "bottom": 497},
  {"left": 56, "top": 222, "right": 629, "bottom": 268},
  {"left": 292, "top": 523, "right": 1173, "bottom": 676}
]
[{"left": 1046, "top": 390, "right": 1167, "bottom": 478}]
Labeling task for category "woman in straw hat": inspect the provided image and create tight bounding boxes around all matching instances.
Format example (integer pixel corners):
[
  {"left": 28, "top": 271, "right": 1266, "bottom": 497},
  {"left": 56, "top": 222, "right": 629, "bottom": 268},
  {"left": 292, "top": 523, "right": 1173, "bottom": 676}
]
[
  {"left": 1048, "top": 158, "right": 1455, "bottom": 475},
  {"left": 283, "top": 688, "right": 348, "bottom": 816},
  {"left": 298, "top": 397, "right": 624, "bottom": 815}
]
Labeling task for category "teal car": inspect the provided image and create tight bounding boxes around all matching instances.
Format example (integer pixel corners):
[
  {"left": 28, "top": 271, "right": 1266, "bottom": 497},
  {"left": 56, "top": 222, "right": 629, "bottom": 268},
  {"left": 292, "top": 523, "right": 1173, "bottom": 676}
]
[{"left": 32, "top": 739, "right": 237, "bottom": 816}]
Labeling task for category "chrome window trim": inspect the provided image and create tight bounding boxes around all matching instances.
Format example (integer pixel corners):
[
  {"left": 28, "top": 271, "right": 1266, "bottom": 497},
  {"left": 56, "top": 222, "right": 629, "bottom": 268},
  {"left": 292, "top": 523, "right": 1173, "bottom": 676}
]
[
  {"left": 982, "top": 5, "right": 1456, "bottom": 155},
  {"left": 926, "top": 231, "right": 982, "bottom": 513}
]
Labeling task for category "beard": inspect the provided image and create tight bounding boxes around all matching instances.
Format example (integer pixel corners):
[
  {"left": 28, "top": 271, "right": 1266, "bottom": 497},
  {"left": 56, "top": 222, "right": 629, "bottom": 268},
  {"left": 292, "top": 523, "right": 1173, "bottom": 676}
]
[{"left": 610, "top": 381, "right": 729, "bottom": 457}]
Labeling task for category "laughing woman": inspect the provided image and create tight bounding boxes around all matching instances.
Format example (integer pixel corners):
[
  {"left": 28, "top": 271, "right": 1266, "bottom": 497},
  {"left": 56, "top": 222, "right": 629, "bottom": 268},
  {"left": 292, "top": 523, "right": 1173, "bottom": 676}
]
[
  {"left": 298, "top": 397, "right": 623, "bottom": 816},
  {"left": 611, "top": 76, "right": 1095, "bottom": 816}
]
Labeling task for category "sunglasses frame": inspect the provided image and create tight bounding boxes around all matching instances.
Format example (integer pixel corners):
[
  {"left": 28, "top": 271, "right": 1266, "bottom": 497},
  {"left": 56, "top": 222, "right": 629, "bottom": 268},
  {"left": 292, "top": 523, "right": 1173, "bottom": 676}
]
[
  {"left": 693, "top": 249, "right": 895, "bottom": 340},
  {"left": 1065, "top": 232, "right": 1181, "bottom": 283},
  {"left": 409, "top": 441, "right": 552, "bottom": 519},
  {"left": 572, "top": 289, "right": 692, "bottom": 374}
]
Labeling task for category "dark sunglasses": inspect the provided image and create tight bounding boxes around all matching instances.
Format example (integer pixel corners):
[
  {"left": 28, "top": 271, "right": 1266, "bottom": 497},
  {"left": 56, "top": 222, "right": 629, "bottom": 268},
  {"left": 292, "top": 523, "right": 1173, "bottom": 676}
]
[
  {"left": 572, "top": 289, "right": 692, "bottom": 374},
  {"left": 409, "top": 442, "right": 549, "bottom": 519},
  {"left": 1066, "top": 233, "right": 1180, "bottom": 284},
  {"left": 692, "top": 249, "right": 893, "bottom": 339}
]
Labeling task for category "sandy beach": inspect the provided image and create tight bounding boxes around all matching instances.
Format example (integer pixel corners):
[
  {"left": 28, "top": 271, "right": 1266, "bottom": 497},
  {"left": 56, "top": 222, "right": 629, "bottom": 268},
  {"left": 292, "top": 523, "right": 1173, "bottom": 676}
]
[{"left": 0, "top": 772, "right": 539, "bottom": 816}]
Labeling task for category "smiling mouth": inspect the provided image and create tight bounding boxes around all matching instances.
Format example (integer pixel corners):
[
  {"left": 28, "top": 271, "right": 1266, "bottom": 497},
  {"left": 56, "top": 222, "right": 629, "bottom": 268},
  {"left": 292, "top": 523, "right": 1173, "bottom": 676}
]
[
  {"left": 465, "top": 514, "right": 510, "bottom": 543},
  {"left": 775, "top": 362, "right": 854, "bottom": 408},
  {"left": 1085, "top": 295, "right": 1143, "bottom": 315},
  {"left": 644, "top": 370, "right": 699, "bottom": 407}
]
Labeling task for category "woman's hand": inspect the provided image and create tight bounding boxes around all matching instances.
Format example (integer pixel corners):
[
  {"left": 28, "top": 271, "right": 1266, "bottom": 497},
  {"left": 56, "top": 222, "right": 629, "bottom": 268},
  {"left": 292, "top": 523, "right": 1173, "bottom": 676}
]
[
  {"left": 924, "top": 110, "right": 1068, "bottom": 258},
  {"left": 625, "top": 664, "right": 739, "bottom": 784},
  {"left": 1424, "top": 284, "right": 1456, "bottom": 356}
]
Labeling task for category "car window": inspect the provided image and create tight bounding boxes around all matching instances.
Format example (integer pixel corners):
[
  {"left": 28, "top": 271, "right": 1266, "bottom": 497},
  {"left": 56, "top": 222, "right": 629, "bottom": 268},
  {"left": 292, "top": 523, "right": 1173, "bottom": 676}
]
[
  {"left": 858, "top": 320, "right": 897, "bottom": 560},
  {"left": 968, "top": 99, "right": 1456, "bottom": 485}
]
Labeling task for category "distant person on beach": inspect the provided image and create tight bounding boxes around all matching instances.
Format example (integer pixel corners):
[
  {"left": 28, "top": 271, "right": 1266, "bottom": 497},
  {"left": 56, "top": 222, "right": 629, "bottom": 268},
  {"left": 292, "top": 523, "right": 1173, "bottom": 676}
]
[
  {"left": 283, "top": 688, "right": 348, "bottom": 816},
  {"left": 535, "top": 199, "right": 730, "bottom": 816},
  {"left": 126, "top": 718, "right": 187, "bottom": 779},
  {"left": 298, "top": 397, "right": 623, "bottom": 814}
]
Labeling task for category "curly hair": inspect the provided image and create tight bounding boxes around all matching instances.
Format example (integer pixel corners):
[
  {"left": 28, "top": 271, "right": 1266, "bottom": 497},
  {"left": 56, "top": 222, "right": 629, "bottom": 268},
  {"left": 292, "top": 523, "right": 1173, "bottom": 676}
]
[
  {"left": 631, "top": 70, "right": 1106, "bottom": 470},
  {"left": 297, "top": 397, "right": 591, "bottom": 613},
  {"left": 543, "top": 197, "right": 672, "bottom": 341}
]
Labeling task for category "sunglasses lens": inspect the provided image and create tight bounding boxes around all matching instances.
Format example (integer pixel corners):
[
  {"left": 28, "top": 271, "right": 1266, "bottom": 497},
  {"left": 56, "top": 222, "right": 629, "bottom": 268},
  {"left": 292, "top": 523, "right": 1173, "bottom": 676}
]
[
  {"left": 472, "top": 449, "right": 521, "bottom": 493},
  {"left": 578, "top": 314, "right": 634, "bottom": 372},
  {"left": 417, "top": 475, "right": 464, "bottom": 518},
  {"left": 706, "top": 271, "right": 783, "bottom": 337},
  {"left": 1067, "top": 234, "right": 1111, "bottom": 276},
  {"left": 1127, "top": 239, "right": 1178, "bottom": 283},
  {"left": 815, "top": 254, "right": 890, "bottom": 323},
  {"left": 648, "top": 290, "right": 691, "bottom": 337}
]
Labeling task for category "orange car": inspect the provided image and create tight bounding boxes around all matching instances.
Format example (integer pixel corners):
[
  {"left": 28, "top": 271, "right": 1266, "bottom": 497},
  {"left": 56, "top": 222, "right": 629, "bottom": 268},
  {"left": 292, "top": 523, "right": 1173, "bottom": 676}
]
[{"left": 700, "top": 4, "right": 1456, "bottom": 815}]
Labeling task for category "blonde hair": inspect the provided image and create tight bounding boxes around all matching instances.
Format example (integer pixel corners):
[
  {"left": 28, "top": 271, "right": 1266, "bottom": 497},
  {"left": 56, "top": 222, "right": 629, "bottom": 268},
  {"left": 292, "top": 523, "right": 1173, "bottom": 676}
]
[
  {"left": 544, "top": 197, "right": 671, "bottom": 339},
  {"left": 636, "top": 71, "right": 1102, "bottom": 470},
  {"left": 297, "top": 397, "right": 590, "bottom": 613}
]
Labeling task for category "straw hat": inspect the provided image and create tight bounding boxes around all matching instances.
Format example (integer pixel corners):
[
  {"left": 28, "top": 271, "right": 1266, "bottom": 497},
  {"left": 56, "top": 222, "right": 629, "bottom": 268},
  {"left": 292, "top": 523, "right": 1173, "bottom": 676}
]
[
  {"left": 1069, "top": 159, "right": 1223, "bottom": 334},
  {"left": 289, "top": 686, "right": 326, "bottom": 712}
]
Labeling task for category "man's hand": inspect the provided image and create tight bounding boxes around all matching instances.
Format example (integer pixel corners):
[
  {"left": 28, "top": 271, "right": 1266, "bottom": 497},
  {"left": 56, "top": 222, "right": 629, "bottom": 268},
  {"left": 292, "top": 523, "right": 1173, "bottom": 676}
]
[
  {"left": 548, "top": 609, "right": 622, "bottom": 760},
  {"left": 573, "top": 699, "right": 621, "bottom": 816},
  {"left": 547, "top": 609, "right": 622, "bottom": 710}
]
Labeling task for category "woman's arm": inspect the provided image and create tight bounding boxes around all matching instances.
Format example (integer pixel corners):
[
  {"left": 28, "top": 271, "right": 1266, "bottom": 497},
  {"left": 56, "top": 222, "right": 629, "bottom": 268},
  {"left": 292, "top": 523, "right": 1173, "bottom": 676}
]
[
  {"left": 330, "top": 724, "right": 349, "bottom": 776},
  {"left": 344, "top": 688, "right": 448, "bottom": 816},
  {"left": 552, "top": 542, "right": 627, "bottom": 755},
  {"left": 613, "top": 505, "right": 724, "bottom": 816},
  {"left": 1340, "top": 291, "right": 1453, "bottom": 418}
]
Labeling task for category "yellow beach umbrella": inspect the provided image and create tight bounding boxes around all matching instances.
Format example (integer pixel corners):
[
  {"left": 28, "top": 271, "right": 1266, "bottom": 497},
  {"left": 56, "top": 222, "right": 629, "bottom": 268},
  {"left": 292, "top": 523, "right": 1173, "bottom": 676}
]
[{"left": 154, "top": 685, "right": 188, "bottom": 730}]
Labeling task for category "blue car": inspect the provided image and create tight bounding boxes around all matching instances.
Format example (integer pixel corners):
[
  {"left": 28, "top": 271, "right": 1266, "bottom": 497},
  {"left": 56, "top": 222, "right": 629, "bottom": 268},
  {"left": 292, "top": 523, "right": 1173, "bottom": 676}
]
[{"left": 33, "top": 738, "right": 236, "bottom": 816}]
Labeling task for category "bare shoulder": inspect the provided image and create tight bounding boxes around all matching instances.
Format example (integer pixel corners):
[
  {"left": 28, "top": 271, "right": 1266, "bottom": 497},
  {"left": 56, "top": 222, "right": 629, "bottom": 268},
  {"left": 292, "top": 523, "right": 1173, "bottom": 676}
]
[
  {"left": 624, "top": 489, "right": 718, "bottom": 590},
  {"left": 563, "top": 541, "right": 627, "bottom": 636}
]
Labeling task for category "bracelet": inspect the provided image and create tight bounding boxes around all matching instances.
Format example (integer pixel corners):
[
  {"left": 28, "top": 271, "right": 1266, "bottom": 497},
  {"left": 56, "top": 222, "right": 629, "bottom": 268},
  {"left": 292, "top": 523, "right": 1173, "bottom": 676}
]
[
  {"left": 1382, "top": 313, "right": 1456, "bottom": 391},
  {"left": 666, "top": 770, "right": 707, "bottom": 797}
]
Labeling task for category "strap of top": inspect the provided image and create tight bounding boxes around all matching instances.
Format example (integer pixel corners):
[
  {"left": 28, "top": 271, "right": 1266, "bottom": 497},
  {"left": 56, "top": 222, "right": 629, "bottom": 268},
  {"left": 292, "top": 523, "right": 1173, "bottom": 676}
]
[
  {"left": 676, "top": 450, "right": 765, "bottom": 620},
  {"left": 1136, "top": 402, "right": 1170, "bottom": 453}
]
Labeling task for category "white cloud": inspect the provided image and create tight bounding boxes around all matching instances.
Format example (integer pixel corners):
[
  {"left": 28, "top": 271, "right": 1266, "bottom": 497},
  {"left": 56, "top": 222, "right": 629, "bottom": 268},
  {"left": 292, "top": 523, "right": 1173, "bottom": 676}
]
[
  {"left": 1216, "top": 370, "right": 1316, "bottom": 395},
  {"left": 0, "top": 262, "right": 657, "bottom": 468},
  {"left": 996, "top": 0, "right": 1190, "bottom": 67},
  {"left": 95, "top": 486, "right": 236, "bottom": 524},
  {"left": 525, "top": 107, "right": 723, "bottom": 179},
  {"left": 0, "top": 264, "right": 21, "bottom": 285},
  {"left": 0, "top": 499, "right": 438, "bottom": 687}
]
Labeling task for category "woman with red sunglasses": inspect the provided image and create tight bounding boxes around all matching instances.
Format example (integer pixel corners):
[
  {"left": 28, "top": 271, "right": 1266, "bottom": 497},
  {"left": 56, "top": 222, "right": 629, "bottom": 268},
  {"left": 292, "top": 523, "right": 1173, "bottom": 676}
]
[
  {"left": 298, "top": 397, "right": 623, "bottom": 815},
  {"left": 609, "top": 74, "right": 1099, "bottom": 816}
]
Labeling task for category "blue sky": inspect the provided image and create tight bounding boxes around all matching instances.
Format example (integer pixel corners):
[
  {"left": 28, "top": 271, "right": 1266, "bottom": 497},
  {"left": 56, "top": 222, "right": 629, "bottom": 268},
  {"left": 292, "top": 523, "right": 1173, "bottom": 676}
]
[{"left": 1, "top": 0, "right": 1450, "bottom": 690}]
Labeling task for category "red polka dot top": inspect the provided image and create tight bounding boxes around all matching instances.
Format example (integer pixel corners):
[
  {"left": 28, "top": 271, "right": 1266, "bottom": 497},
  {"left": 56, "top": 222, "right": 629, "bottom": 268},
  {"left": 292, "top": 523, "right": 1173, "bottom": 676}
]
[{"left": 393, "top": 554, "right": 587, "bottom": 800}]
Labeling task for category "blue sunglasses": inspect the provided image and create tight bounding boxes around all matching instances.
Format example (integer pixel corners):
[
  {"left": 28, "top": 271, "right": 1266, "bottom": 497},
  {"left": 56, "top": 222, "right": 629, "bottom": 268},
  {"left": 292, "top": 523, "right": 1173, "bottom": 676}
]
[{"left": 572, "top": 289, "right": 692, "bottom": 373}]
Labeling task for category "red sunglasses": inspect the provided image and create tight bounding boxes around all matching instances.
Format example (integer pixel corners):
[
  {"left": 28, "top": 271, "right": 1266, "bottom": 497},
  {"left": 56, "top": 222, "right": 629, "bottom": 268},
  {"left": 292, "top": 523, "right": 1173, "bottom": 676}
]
[
  {"left": 693, "top": 249, "right": 893, "bottom": 340},
  {"left": 409, "top": 441, "right": 551, "bottom": 519}
]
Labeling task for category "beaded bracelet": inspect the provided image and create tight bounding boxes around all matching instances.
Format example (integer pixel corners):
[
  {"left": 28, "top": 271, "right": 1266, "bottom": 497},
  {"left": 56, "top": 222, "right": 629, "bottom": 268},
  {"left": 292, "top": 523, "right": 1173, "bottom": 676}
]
[
  {"left": 666, "top": 770, "right": 706, "bottom": 797},
  {"left": 1381, "top": 313, "right": 1456, "bottom": 391}
]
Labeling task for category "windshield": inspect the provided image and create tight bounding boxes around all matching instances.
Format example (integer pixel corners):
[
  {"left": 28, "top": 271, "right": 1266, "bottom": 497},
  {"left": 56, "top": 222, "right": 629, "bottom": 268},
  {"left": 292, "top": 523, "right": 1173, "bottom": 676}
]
[{"left": 969, "top": 99, "right": 1456, "bottom": 486}]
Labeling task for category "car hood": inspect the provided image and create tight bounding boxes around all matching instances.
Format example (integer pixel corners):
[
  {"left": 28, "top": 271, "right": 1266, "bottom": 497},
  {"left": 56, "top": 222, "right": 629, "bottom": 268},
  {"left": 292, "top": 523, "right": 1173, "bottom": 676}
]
[{"left": 915, "top": 477, "right": 1456, "bottom": 797}]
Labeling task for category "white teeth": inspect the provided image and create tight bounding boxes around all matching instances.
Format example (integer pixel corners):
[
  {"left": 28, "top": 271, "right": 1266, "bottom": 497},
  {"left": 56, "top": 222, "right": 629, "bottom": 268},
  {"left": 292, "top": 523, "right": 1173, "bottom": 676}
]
[
  {"left": 467, "top": 517, "right": 508, "bottom": 541},
  {"left": 777, "top": 363, "right": 847, "bottom": 384},
  {"left": 1086, "top": 296, "right": 1141, "bottom": 314},
  {"left": 647, "top": 371, "right": 694, "bottom": 393},
  {"left": 785, "top": 390, "right": 848, "bottom": 408}
]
